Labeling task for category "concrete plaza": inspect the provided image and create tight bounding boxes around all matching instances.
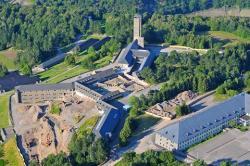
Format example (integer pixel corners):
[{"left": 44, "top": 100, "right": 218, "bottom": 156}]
[{"left": 188, "top": 129, "right": 250, "bottom": 165}]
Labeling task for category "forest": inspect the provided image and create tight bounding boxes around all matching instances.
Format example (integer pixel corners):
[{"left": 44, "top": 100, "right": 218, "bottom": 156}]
[
  {"left": 0, "top": 0, "right": 250, "bottom": 74},
  {"left": 115, "top": 150, "right": 184, "bottom": 166},
  {"left": 144, "top": 15, "right": 250, "bottom": 48},
  {"left": 30, "top": 133, "right": 109, "bottom": 166},
  {"left": 136, "top": 44, "right": 250, "bottom": 112}
]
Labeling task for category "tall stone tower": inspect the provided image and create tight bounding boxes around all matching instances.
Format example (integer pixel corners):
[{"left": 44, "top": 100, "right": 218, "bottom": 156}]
[{"left": 133, "top": 14, "right": 144, "bottom": 48}]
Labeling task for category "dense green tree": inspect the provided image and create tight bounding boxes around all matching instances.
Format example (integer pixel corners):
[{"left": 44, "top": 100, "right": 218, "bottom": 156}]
[
  {"left": 220, "top": 161, "right": 233, "bottom": 166},
  {"left": 19, "top": 64, "right": 32, "bottom": 75},
  {"left": 69, "top": 133, "right": 109, "bottom": 166},
  {"left": 138, "top": 44, "right": 250, "bottom": 111},
  {"left": 0, "top": 64, "right": 8, "bottom": 77},
  {"left": 245, "top": 72, "right": 250, "bottom": 89},
  {"left": 193, "top": 160, "right": 208, "bottom": 166},
  {"left": 41, "top": 152, "right": 71, "bottom": 166},
  {"left": 116, "top": 150, "right": 183, "bottom": 166},
  {"left": 0, "top": 144, "right": 4, "bottom": 158},
  {"left": 65, "top": 54, "right": 76, "bottom": 65},
  {"left": 29, "top": 160, "right": 39, "bottom": 166},
  {"left": 176, "top": 103, "right": 191, "bottom": 117},
  {"left": 119, "top": 117, "right": 136, "bottom": 146}
]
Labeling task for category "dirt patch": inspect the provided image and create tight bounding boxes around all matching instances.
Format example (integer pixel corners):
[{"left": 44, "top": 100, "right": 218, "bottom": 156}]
[
  {"left": 0, "top": 48, "right": 17, "bottom": 59},
  {"left": 11, "top": 95, "right": 100, "bottom": 162}
]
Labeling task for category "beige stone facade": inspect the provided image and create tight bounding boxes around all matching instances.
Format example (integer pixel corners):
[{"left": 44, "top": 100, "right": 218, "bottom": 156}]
[
  {"left": 15, "top": 84, "right": 74, "bottom": 104},
  {"left": 133, "top": 14, "right": 144, "bottom": 48}
]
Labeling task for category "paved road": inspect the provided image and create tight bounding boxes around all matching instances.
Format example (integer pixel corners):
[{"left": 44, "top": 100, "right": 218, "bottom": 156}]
[{"left": 103, "top": 119, "right": 168, "bottom": 166}]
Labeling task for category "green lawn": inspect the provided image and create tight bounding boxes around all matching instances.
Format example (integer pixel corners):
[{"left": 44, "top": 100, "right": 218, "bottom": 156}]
[
  {"left": 81, "top": 33, "right": 105, "bottom": 40},
  {"left": 0, "top": 93, "right": 11, "bottom": 128},
  {"left": 76, "top": 116, "right": 99, "bottom": 139},
  {"left": 0, "top": 52, "right": 16, "bottom": 70},
  {"left": 209, "top": 31, "right": 250, "bottom": 47},
  {"left": 94, "top": 55, "right": 112, "bottom": 68},
  {"left": 3, "top": 137, "right": 24, "bottom": 166},
  {"left": 213, "top": 94, "right": 230, "bottom": 102},
  {"left": 38, "top": 53, "right": 112, "bottom": 84},
  {"left": 133, "top": 114, "right": 160, "bottom": 136},
  {"left": 45, "top": 66, "right": 88, "bottom": 84}
]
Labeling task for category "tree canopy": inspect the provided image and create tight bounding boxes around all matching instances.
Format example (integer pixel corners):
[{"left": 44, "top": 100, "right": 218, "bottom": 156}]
[
  {"left": 115, "top": 150, "right": 184, "bottom": 166},
  {"left": 0, "top": 64, "right": 8, "bottom": 77}
]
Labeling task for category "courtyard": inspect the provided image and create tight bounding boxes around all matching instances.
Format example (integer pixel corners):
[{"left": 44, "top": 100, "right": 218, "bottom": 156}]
[{"left": 188, "top": 129, "right": 250, "bottom": 165}]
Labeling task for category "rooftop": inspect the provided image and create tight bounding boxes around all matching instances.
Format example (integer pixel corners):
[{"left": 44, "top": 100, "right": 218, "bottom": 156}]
[
  {"left": 157, "top": 93, "right": 250, "bottom": 144},
  {"left": 15, "top": 83, "right": 74, "bottom": 92},
  {"left": 116, "top": 40, "right": 138, "bottom": 65}
]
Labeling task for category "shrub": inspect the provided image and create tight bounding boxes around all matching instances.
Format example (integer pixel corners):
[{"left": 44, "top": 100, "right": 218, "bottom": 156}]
[{"left": 50, "top": 103, "right": 61, "bottom": 115}]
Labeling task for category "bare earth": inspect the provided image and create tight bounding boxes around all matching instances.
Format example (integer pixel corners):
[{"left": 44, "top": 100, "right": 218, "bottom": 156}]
[{"left": 11, "top": 95, "right": 99, "bottom": 162}]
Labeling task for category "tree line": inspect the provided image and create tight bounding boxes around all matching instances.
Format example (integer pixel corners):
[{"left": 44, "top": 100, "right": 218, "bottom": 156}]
[
  {"left": 144, "top": 14, "right": 250, "bottom": 48},
  {"left": 0, "top": 64, "right": 8, "bottom": 77},
  {"left": 156, "top": 0, "right": 250, "bottom": 15},
  {"left": 1, "top": 1, "right": 250, "bottom": 74},
  {"left": 135, "top": 44, "right": 250, "bottom": 112},
  {"left": 31, "top": 133, "right": 109, "bottom": 166}
]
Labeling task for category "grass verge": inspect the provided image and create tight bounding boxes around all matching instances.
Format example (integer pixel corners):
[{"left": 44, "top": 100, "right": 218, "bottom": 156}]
[
  {"left": 213, "top": 93, "right": 231, "bottom": 102},
  {"left": 133, "top": 114, "right": 160, "bottom": 136},
  {"left": 3, "top": 137, "right": 24, "bottom": 166},
  {"left": 0, "top": 49, "right": 17, "bottom": 70},
  {"left": 0, "top": 93, "right": 12, "bottom": 128},
  {"left": 38, "top": 53, "right": 111, "bottom": 84},
  {"left": 76, "top": 116, "right": 99, "bottom": 139},
  {"left": 209, "top": 31, "right": 250, "bottom": 47}
]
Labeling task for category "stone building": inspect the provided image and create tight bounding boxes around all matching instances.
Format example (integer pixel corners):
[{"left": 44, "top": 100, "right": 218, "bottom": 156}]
[
  {"left": 14, "top": 69, "right": 123, "bottom": 140},
  {"left": 155, "top": 93, "right": 250, "bottom": 151},
  {"left": 116, "top": 14, "right": 155, "bottom": 75},
  {"left": 15, "top": 83, "right": 74, "bottom": 104},
  {"left": 133, "top": 14, "right": 144, "bottom": 48}
]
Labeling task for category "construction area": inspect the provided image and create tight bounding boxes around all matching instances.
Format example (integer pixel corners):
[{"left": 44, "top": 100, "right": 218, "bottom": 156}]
[
  {"left": 146, "top": 91, "right": 198, "bottom": 120},
  {"left": 11, "top": 95, "right": 99, "bottom": 162},
  {"left": 96, "top": 74, "right": 148, "bottom": 95}
]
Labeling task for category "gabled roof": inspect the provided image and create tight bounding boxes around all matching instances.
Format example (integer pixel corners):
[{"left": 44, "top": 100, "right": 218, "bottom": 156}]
[
  {"left": 157, "top": 93, "right": 250, "bottom": 144},
  {"left": 116, "top": 40, "right": 138, "bottom": 65},
  {"left": 94, "top": 108, "right": 122, "bottom": 139}
]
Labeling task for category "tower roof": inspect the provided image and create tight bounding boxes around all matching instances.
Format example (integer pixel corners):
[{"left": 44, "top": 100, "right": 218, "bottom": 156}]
[{"left": 134, "top": 14, "right": 142, "bottom": 18}]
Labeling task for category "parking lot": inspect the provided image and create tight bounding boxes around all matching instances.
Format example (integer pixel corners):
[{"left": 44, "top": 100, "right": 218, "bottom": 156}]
[{"left": 188, "top": 129, "right": 250, "bottom": 165}]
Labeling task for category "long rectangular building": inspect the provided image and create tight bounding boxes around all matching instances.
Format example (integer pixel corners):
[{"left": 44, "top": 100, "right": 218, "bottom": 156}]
[
  {"left": 14, "top": 69, "right": 123, "bottom": 140},
  {"left": 155, "top": 93, "right": 250, "bottom": 151},
  {"left": 15, "top": 83, "right": 74, "bottom": 104}
]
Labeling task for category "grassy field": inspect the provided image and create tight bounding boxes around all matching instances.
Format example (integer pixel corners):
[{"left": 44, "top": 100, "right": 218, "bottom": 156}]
[
  {"left": 133, "top": 114, "right": 160, "bottom": 136},
  {"left": 209, "top": 31, "right": 250, "bottom": 47},
  {"left": 3, "top": 137, "right": 24, "bottom": 166},
  {"left": 0, "top": 49, "right": 17, "bottom": 70},
  {"left": 213, "top": 93, "right": 231, "bottom": 102},
  {"left": 0, "top": 92, "right": 12, "bottom": 129},
  {"left": 76, "top": 116, "right": 99, "bottom": 139},
  {"left": 38, "top": 60, "right": 89, "bottom": 84},
  {"left": 38, "top": 53, "right": 112, "bottom": 84},
  {"left": 81, "top": 33, "right": 105, "bottom": 40},
  {"left": 94, "top": 55, "right": 112, "bottom": 68},
  {"left": 37, "top": 52, "right": 90, "bottom": 83},
  {"left": 45, "top": 66, "right": 88, "bottom": 84}
]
